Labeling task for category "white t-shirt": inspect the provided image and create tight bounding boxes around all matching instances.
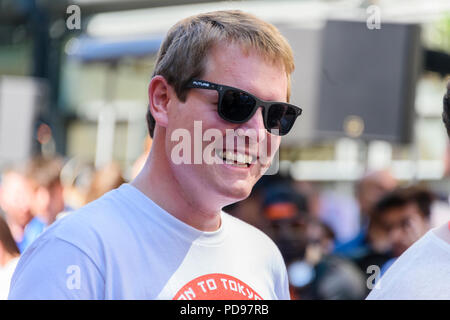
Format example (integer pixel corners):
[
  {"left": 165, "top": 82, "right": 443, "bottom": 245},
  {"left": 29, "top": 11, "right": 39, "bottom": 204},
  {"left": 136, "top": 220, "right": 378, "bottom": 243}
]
[
  {"left": 366, "top": 228, "right": 450, "bottom": 300},
  {"left": 0, "top": 257, "right": 19, "bottom": 300},
  {"left": 8, "top": 184, "right": 289, "bottom": 300}
]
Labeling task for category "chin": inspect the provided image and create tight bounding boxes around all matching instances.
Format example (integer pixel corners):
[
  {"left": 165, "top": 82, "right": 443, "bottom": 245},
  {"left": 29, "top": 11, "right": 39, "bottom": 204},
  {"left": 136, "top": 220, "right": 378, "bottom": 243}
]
[
  {"left": 217, "top": 179, "right": 255, "bottom": 204},
  {"left": 394, "top": 247, "right": 406, "bottom": 257}
]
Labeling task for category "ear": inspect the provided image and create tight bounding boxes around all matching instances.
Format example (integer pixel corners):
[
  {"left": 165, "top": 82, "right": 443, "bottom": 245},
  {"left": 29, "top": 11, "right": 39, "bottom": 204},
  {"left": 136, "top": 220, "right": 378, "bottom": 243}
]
[{"left": 148, "top": 75, "right": 173, "bottom": 131}]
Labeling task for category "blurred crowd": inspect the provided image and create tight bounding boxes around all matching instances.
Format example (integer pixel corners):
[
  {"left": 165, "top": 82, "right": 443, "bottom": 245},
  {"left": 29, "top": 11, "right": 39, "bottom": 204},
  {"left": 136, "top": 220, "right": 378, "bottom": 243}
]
[
  {"left": 0, "top": 155, "right": 126, "bottom": 299},
  {"left": 1, "top": 149, "right": 450, "bottom": 300},
  {"left": 224, "top": 170, "right": 450, "bottom": 300}
]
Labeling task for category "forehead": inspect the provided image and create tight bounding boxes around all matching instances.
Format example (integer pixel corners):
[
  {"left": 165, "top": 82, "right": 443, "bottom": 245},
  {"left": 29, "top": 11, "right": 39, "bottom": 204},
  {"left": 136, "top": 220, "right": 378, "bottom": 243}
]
[
  {"left": 362, "top": 174, "right": 396, "bottom": 190},
  {"left": 1, "top": 172, "right": 32, "bottom": 194},
  {"left": 381, "top": 203, "right": 421, "bottom": 221},
  {"left": 202, "top": 41, "right": 288, "bottom": 101},
  {"left": 2, "top": 171, "right": 26, "bottom": 185}
]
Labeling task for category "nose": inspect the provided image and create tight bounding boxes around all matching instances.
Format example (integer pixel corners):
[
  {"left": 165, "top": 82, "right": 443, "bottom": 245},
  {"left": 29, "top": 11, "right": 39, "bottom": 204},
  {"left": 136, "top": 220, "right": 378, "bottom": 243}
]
[{"left": 389, "top": 226, "right": 403, "bottom": 245}]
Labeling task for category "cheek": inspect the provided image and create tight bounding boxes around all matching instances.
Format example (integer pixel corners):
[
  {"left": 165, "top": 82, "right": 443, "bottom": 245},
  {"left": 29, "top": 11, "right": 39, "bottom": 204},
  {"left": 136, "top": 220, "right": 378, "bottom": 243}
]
[
  {"left": 168, "top": 102, "right": 189, "bottom": 130},
  {"left": 262, "top": 135, "right": 281, "bottom": 160},
  {"left": 169, "top": 98, "right": 222, "bottom": 134},
  {"left": 166, "top": 102, "right": 195, "bottom": 152},
  {"left": 270, "top": 136, "right": 282, "bottom": 154}
]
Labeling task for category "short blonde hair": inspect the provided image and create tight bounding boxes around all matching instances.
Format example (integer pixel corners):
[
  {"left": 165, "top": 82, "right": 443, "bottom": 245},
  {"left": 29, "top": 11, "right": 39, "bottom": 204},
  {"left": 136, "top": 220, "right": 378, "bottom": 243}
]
[{"left": 147, "top": 10, "right": 295, "bottom": 137}]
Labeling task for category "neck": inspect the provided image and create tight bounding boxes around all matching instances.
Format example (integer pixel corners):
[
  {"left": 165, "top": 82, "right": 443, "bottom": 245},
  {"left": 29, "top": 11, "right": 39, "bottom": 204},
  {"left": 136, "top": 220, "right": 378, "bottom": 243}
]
[{"left": 131, "top": 137, "right": 221, "bottom": 232}]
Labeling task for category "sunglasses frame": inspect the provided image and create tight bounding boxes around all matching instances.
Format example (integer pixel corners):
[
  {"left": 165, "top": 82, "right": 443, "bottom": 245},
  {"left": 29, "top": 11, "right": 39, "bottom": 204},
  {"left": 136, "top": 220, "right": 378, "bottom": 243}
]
[{"left": 185, "top": 79, "right": 302, "bottom": 136}]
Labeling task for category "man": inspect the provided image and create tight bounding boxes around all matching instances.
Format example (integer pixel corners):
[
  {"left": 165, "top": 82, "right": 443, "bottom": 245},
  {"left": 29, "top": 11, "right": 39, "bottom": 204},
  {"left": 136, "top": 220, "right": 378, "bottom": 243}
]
[
  {"left": 370, "top": 187, "right": 433, "bottom": 262},
  {"left": 11, "top": 156, "right": 67, "bottom": 253},
  {"left": 26, "top": 156, "right": 65, "bottom": 226},
  {"left": 9, "top": 10, "right": 302, "bottom": 299},
  {"left": 0, "top": 157, "right": 64, "bottom": 254},
  {"left": 288, "top": 219, "right": 367, "bottom": 300},
  {"left": 356, "top": 170, "right": 399, "bottom": 225},
  {"left": 367, "top": 81, "right": 450, "bottom": 299},
  {"left": 0, "top": 166, "right": 34, "bottom": 253}
]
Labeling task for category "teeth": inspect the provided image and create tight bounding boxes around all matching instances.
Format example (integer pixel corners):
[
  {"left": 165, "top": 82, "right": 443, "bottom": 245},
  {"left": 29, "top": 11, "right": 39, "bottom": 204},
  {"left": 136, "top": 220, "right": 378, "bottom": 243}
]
[
  {"left": 236, "top": 153, "right": 246, "bottom": 164},
  {"left": 216, "top": 149, "right": 253, "bottom": 165},
  {"left": 225, "top": 151, "right": 234, "bottom": 161},
  {"left": 234, "top": 163, "right": 247, "bottom": 168}
]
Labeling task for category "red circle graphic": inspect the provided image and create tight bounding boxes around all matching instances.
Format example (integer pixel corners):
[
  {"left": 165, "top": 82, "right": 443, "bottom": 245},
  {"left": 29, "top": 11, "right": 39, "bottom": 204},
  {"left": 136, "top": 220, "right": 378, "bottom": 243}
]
[{"left": 173, "top": 273, "right": 263, "bottom": 300}]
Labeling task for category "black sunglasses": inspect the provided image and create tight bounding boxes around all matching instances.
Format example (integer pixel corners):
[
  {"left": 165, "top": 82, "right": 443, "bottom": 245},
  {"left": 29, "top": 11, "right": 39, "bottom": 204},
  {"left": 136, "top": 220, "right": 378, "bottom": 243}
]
[{"left": 185, "top": 79, "right": 302, "bottom": 136}]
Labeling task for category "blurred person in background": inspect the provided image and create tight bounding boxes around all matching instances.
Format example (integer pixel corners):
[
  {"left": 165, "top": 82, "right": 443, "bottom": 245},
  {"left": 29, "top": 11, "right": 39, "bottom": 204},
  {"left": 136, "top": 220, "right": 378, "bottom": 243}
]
[
  {"left": 367, "top": 80, "right": 450, "bottom": 299},
  {"left": 261, "top": 184, "right": 308, "bottom": 265},
  {"left": 357, "top": 170, "right": 399, "bottom": 223},
  {"left": 354, "top": 186, "right": 434, "bottom": 282},
  {"left": 334, "top": 169, "right": 398, "bottom": 259},
  {"left": 26, "top": 156, "right": 66, "bottom": 225},
  {"left": 294, "top": 181, "right": 361, "bottom": 246},
  {"left": 84, "top": 162, "right": 125, "bottom": 205},
  {"left": 369, "top": 186, "right": 434, "bottom": 277},
  {"left": 259, "top": 183, "right": 367, "bottom": 300},
  {"left": 288, "top": 218, "right": 367, "bottom": 300},
  {"left": 0, "top": 165, "right": 34, "bottom": 253},
  {"left": 0, "top": 214, "right": 20, "bottom": 300},
  {"left": 8, "top": 156, "right": 67, "bottom": 253}
]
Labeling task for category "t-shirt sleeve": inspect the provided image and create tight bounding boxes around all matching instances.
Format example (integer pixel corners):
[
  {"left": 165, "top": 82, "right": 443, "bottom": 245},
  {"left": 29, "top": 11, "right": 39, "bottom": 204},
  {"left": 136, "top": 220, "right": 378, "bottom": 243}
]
[
  {"left": 272, "top": 245, "right": 291, "bottom": 300},
  {"left": 8, "top": 236, "right": 105, "bottom": 300}
]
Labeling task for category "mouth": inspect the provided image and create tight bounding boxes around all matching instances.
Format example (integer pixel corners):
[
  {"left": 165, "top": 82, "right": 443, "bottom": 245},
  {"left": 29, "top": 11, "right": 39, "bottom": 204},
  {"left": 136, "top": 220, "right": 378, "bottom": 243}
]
[{"left": 215, "top": 149, "right": 255, "bottom": 168}]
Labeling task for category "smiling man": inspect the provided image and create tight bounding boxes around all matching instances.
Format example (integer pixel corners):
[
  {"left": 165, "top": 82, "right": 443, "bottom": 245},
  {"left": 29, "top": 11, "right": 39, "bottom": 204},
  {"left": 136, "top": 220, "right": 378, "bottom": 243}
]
[{"left": 8, "top": 10, "right": 302, "bottom": 300}]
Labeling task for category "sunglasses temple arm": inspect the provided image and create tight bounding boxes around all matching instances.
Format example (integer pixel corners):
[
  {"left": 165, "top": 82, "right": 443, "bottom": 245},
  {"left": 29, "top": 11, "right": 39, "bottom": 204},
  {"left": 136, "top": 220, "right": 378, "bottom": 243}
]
[{"left": 185, "top": 80, "right": 220, "bottom": 91}]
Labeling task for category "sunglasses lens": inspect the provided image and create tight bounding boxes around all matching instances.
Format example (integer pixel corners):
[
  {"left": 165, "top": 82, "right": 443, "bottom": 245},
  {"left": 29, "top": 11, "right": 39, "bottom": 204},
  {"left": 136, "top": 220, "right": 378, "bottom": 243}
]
[
  {"left": 267, "top": 104, "right": 298, "bottom": 135},
  {"left": 220, "top": 90, "right": 256, "bottom": 122}
]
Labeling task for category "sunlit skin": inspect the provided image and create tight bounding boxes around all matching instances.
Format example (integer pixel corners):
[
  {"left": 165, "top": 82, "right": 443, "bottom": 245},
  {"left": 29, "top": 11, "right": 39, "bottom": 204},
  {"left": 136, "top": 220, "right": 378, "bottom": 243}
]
[
  {"left": 0, "top": 172, "right": 33, "bottom": 241},
  {"left": 132, "top": 41, "right": 287, "bottom": 231}
]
